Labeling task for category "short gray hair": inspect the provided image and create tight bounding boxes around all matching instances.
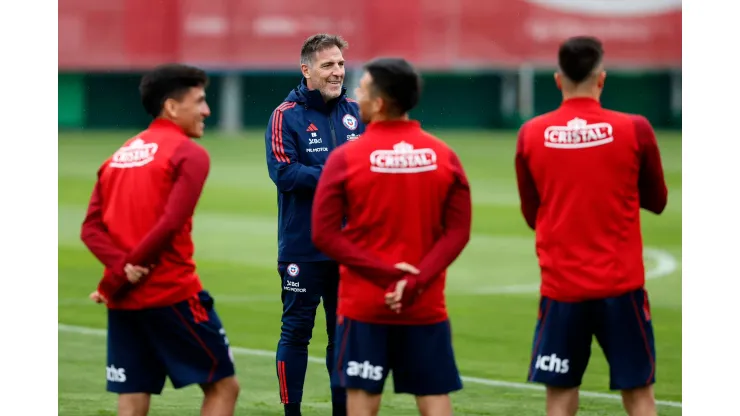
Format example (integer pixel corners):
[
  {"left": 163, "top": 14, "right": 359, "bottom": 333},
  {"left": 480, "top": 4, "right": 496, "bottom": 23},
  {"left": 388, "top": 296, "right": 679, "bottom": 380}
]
[{"left": 300, "top": 34, "right": 349, "bottom": 65}]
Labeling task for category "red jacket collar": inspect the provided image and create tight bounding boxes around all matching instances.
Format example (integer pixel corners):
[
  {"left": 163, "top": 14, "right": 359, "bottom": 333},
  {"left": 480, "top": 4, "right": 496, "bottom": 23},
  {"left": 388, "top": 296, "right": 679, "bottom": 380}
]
[
  {"left": 561, "top": 97, "right": 601, "bottom": 108},
  {"left": 148, "top": 118, "right": 187, "bottom": 135},
  {"left": 366, "top": 119, "right": 421, "bottom": 132}
]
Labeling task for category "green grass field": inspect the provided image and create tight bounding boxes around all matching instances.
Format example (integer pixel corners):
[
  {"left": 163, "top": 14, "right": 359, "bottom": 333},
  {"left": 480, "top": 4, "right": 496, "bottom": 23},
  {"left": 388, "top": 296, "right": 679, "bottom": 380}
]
[{"left": 58, "top": 129, "right": 682, "bottom": 415}]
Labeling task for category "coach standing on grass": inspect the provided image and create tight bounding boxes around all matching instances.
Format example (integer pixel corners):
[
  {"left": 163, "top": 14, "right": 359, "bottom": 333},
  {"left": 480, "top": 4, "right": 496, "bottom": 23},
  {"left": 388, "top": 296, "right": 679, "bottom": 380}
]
[{"left": 264, "top": 33, "right": 365, "bottom": 416}]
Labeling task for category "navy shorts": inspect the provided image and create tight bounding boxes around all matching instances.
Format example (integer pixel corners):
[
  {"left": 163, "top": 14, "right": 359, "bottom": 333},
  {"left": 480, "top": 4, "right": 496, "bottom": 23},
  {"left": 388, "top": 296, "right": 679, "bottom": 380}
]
[
  {"left": 527, "top": 288, "right": 656, "bottom": 391},
  {"left": 331, "top": 316, "right": 463, "bottom": 396},
  {"left": 106, "top": 290, "right": 236, "bottom": 394}
]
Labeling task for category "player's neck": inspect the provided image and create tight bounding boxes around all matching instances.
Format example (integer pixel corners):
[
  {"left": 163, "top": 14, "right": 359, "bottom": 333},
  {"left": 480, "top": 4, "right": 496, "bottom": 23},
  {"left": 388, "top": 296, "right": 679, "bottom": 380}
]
[
  {"left": 561, "top": 89, "right": 601, "bottom": 102},
  {"left": 371, "top": 113, "right": 409, "bottom": 123},
  {"left": 563, "top": 92, "right": 601, "bottom": 101},
  {"left": 154, "top": 116, "right": 184, "bottom": 130}
]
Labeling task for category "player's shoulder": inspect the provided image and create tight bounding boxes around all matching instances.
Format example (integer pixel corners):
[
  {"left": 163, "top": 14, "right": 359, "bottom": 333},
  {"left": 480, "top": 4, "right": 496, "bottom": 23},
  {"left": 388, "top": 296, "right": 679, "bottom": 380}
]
[
  {"left": 522, "top": 111, "right": 557, "bottom": 130},
  {"left": 518, "top": 111, "right": 557, "bottom": 138},
  {"left": 180, "top": 138, "right": 209, "bottom": 156},
  {"left": 418, "top": 129, "right": 453, "bottom": 150},
  {"left": 269, "top": 101, "right": 302, "bottom": 131},
  {"left": 598, "top": 108, "right": 654, "bottom": 137},
  {"left": 271, "top": 101, "right": 301, "bottom": 118},
  {"left": 417, "top": 129, "right": 463, "bottom": 165},
  {"left": 617, "top": 111, "right": 652, "bottom": 128},
  {"left": 274, "top": 100, "right": 300, "bottom": 112}
]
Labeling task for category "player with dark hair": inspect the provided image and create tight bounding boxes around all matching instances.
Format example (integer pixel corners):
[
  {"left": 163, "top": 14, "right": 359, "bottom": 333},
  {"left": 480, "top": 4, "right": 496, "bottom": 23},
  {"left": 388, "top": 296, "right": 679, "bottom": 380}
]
[
  {"left": 312, "top": 57, "right": 472, "bottom": 416},
  {"left": 81, "top": 64, "right": 240, "bottom": 416},
  {"left": 515, "top": 36, "right": 668, "bottom": 416},
  {"left": 265, "top": 33, "right": 365, "bottom": 416}
]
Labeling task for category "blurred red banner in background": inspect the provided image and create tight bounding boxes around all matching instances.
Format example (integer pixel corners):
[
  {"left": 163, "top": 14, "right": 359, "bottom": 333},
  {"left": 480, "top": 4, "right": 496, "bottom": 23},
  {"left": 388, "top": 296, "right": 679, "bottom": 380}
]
[{"left": 58, "top": 0, "right": 681, "bottom": 70}]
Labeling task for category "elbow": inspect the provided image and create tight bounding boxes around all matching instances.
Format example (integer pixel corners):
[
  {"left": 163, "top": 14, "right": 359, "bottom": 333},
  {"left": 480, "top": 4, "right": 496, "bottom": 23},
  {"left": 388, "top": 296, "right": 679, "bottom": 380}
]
[
  {"left": 642, "top": 189, "right": 668, "bottom": 215},
  {"left": 654, "top": 197, "right": 668, "bottom": 215},
  {"left": 275, "top": 174, "right": 298, "bottom": 193},
  {"left": 80, "top": 226, "right": 92, "bottom": 245},
  {"left": 522, "top": 205, "right": 538, "bottom": 230},
  {"left": 460, "top": 228, "right": 472, "bottom": 248},
  {"left": 312, "top": 225, "right": 341, "bottom": 259},
  {"left": 80, "top": 221, "right": 99, "bottom": 246},
  {"left": 646, "top": 199, "right": 668, "bottom": 215},
  {"left": 458, "top": 234, "right": 472, "bottom": 254},
  {"left": 526, "top": 218, "right": 537, "bottom": 231},
  {"left": 312, "top": 233, "right": 335, "bottom": 258},
  {"left": 275, "top": 179, "right": 292, "bottom": 193}
]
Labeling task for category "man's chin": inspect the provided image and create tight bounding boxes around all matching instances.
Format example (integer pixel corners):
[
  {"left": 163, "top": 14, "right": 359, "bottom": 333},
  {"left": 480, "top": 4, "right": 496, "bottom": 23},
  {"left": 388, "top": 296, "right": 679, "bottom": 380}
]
[
  {"left": 188, "top": 128, "right": 204, "bottom": 139},
  {"left": 322, "top": 87, "right": 342, "bottom": 100}
]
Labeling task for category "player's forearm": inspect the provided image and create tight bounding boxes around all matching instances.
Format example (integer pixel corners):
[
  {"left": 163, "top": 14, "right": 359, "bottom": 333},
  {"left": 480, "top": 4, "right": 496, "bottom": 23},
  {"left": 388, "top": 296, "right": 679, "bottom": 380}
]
[
  {"left": 634, "top": 118, "right": 668, "bottom": 214},
  {"left": 126, "top": 190, "right": 199, "bottom": 266},
  {"left": 128, "top": 143, "right": 209, "bottom": 266},
  {"left": 275, "top": 164, "right": 323, "bottom": 192},
  {"left": 313, "top": 232, "right": 403, "bottom": 287},
  {"left": 97, "top": 273, "right": 130, "bottom": 300},
  {"left": 80, "top": 184, "right": 129, "bottom": 271},
  {"left": 81, "top": 224, "right": 128, "bottom": 271},
  {"left": 416, "top": 189, "right": 472, "bottom": 285},
  {"left": 416, "top": 229, "right": 470, "bottom": 287},
  {"left": 638, "top": 153, "right": 668, "bottom": 214}
]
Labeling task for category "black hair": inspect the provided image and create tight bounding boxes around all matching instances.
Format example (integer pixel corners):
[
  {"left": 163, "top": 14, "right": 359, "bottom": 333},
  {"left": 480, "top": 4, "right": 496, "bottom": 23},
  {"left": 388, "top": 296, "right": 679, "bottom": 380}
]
[
  {"left": 139, "top": 64, "right": 209, "bottom": 118},
  {"left": 364, "top": 57, "right": 422, "bottom": 116},
  {"left": 300, "top": 34, "right": 349, "bottom": 65},
  {"left": 558, "top": 36, "right": 604, "bottom": 84}
]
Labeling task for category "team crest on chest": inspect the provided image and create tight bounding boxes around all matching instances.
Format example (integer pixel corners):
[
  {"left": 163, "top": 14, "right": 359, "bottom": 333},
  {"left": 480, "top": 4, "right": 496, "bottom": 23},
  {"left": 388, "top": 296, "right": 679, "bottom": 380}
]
[{"left": 342, "top": 114, "right": 358, "bottom": 131}]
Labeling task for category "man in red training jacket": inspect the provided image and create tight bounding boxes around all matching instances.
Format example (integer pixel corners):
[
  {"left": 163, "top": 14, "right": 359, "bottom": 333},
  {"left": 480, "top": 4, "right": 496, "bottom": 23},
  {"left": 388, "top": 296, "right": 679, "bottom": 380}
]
[
  {"left": 312, "top": 57, "right": 472, "bottom": 416},
  {"left": 515, "top": 36, "right": 668, "bottom": 416},
  {"left": 80, "top": 64, "right": 240, "bottom": 416}
]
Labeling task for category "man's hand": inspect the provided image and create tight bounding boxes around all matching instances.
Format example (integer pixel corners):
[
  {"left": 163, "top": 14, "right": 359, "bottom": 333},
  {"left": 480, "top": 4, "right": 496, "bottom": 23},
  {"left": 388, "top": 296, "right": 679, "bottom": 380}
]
[
  {"left": 385, "top": 262, "right": 420, "bottom": 313},
  {"left": 394, "top": 262, "right": 419, "bottom": 275},
  {"left": 89, "top": 290, "right": 107, "bottom": 304},
  {"left": 124, "top": 263, "right": 149, "bottom": 283}
]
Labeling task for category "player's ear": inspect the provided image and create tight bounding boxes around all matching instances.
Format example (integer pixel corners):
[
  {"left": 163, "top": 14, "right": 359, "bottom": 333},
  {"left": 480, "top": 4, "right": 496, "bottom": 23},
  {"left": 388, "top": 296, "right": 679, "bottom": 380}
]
[
  {"left": 301, "top": 63, "right": 311, "bottom": 79},
  {"left": 373, "top": 96, "right": 384, "bottom": 115},
  {"left": 597, "top": 71, "right": 606, "bottom": 89},
  {"left": 163, "top": 98, "right": 178, "bottom": 119},
  {"left": 554, "top": 72, "right": 562, "bottom": 90}
]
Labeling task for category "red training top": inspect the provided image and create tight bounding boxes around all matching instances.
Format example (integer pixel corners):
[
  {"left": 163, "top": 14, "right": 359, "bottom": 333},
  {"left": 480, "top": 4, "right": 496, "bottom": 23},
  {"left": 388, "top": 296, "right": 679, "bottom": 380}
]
[
  {"left": 515, "top": 97, "right": 668, "bottom": 302},
  {"left": 81, "top": 118, "right": 210, "bottom": 310},
  {"left": 312, "top": 120, "right": 472, "bottom": 325}
]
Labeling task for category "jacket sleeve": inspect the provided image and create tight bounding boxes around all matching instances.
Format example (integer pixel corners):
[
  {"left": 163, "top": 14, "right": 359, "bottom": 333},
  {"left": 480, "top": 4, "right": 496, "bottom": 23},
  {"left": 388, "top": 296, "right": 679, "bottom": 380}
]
[
  {"left": 631, "top": 115, "right": 668, "bottom": 214},
  {"left": 515, "top": 123, "right": 540, "bottom": 230},
  {"left": 80, "top": 165, "right": 130, "bottom": 298},
  {"left": 265, "top": 105, "right": 323, "bottom": 192},
  {"left": 413, "top": 151, "right": 472, "bottom": 288}
]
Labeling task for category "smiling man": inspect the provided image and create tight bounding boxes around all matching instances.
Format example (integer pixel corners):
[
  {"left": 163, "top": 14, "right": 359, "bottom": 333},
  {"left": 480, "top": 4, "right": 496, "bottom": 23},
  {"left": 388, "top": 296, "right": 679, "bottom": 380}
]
[{"left": 264, "top": 33, "right": 365, "bottom": 416}]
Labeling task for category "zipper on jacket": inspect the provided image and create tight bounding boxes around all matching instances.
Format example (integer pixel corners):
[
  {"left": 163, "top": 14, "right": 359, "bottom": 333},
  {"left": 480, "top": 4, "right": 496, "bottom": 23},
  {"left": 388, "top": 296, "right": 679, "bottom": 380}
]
[{"left": 328, "top": 117, "right": 338, "bottom": 149}]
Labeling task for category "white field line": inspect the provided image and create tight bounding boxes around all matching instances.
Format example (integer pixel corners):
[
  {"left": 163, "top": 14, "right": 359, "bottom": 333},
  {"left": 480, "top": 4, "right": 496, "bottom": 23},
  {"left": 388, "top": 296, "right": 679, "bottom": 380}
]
[
  {"left": 475, "top": 247, "right": 679, "bottom": 294},
  {"left": 57, "top": 324, "right": 681, "bottom": 408}
]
